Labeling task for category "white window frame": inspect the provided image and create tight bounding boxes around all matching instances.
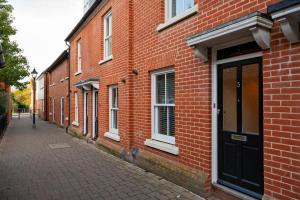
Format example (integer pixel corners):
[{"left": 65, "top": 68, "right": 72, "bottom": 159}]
[
  {"left": 109, "top": 85, "right": 118, "bottom": 134},
  {"left": 74, "top": 93, "right": 79, "bottom": 123},
  {"left": 151, "top": 68, "right": 175, "bottom": 144},
  {"left": 165, "top": 0, "right": 195, "bottom": 21},
  {"left": 77, "top": 40, "right": 82, "bottom": 73},
  {"left": 103, "top": 10, "right": 112, "bottom": 60}
]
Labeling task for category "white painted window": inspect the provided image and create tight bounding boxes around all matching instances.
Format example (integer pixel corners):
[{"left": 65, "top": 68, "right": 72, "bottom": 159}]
[
  {"left": 152, "top": 69, "right": 175, "bottom": 144},
  {"left": 104, "top": 10, "right": 112, "bottom": 59},
  {"left": 109, "top": 85, "right": 118, "bottom": 134},
  {"left": 77, "top": 40, "right": 82, "bottom": 73},
  {"left": 165, "top": 0, "right": 194, "bottom": 20},
  {"left": 75, "top": 93, "right": 79, "bottom": 123}
]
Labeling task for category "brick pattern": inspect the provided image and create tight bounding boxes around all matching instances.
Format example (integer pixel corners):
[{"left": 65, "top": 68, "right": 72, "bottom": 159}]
[
  {"left": 0, "top": 117, "right": 203, "bottom": 200},
  {"left": 63, "top": 0, "right": 300, "bottom": 199},
  {"left": 263, "top": 22, "right": 300, "bottom": 200},
  {"left": 69, "top": 0, "right": 132, "bottom": 148},
  {"left": 48, "top": 59, "right": 69, "bottom": 127}
]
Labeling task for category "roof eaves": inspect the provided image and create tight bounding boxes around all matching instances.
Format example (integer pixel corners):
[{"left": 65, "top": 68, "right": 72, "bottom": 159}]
[
  {"left": 46, "top": 50, "right": 69, "bottom": 73},
  {"left": 65, "top": 0, "right": 102, "bottom": 42}
]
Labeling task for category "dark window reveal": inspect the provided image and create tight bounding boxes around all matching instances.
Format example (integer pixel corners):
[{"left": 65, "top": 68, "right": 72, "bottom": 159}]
[{"left": 217, "top": 42, "right": 261, "bottom": 60}]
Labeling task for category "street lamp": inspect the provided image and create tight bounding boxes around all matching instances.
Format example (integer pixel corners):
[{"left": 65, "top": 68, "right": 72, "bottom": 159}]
[{"left": 31, "top": 68, "right": 38, "bottom": 128}]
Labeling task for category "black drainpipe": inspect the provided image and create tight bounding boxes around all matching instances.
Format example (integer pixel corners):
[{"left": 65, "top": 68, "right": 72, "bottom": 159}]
[{"left": 65, "top": 41, "right": 71, "bottom": 133}]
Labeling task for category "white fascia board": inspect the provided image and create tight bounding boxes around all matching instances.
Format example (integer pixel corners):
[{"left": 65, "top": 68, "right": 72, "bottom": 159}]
[{"left": 187, "top": 15, "right": 273, "bottom": 47}]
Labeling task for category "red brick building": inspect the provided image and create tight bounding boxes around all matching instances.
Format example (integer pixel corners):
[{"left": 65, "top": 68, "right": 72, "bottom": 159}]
[
  {"left": 60, "top": 0, "right": 300, "bottom": 199},
  {"left": 47, "top": 50, "right": 69, "bottom": 128}
]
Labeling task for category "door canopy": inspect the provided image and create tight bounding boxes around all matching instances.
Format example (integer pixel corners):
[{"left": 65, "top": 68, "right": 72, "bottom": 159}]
[
  {"left": 74, "top": 78, "right": 99, "bottom": 91},
  {"left": 186, "top": 12, "right": 273, "bottom": 62},
  {"left": 268, "top": 0, "right": 300, "bottom": 44}
]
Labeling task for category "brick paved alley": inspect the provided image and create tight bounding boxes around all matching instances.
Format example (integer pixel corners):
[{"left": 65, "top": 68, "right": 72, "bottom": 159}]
[{"left": 0, "top": 116, "right": 204, "bottom": 200}]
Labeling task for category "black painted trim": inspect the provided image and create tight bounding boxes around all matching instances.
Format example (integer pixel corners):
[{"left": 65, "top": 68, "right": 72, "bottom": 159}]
[{"left": 268, "top": 0, "right": 300, "bottom": 14}]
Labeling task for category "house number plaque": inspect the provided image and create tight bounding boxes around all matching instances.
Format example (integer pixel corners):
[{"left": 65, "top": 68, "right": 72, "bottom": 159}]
[{"left": 231, "top": 134, "right": 247, "bottom": 142}]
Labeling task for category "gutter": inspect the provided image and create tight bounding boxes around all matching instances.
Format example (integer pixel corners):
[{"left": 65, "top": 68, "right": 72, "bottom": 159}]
[{"left": 65, "top": 41, "right": 71, "bottom": 133}]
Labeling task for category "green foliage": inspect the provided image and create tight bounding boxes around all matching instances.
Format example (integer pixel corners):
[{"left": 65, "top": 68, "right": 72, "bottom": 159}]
[
  {"left": 12, "top": 86, "right": 31, "bottom": 109},
  {"left": 0, "top": 0, "right": 29, "bottom": 90}
]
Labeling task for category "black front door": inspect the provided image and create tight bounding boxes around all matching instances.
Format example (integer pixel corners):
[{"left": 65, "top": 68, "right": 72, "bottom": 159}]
[
  {"left": 217, "top": 57, "right": 263, "bottom": 199},
  {"left": 94, "top": 91, "right": 98, "bottom": 139}
]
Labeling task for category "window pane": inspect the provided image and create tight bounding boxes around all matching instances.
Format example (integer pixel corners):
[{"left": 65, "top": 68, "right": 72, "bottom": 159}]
[
  {"left": 171, "top": 0, "right": 194, "bottom": 17},
  {"left": 109, "top": 15, "right": 112, "bottom": 35},
  {"left": 112, "top": 87, "right": 118, "bottom": 108},
  {"left": 156, "top": 106, "right": 168, "bottom": 135},
  {"left": 184, "top": 0, "right": 194, "bottom": 9},
  {"left": 167, "top": 72, "right": 175, "bottom": 104},
  {"left": 156, "top": 74, "right": 166, "bottom": 104},
  {"left": 223, "top": 67, "right": 237, "bottom": 132},
  {"left": 242, "top": 64, "right": 259, "bottom": 135},
  {"left": 169, "top": 106, "right": 175, "bottom": 136},
  {"left": 108, "top": 37, "right": 112, "bottom": 57},
  {"left": 112, "top": 110, "right": 118, "bottom": 129},
  {"left": 105, "top": 17, "right": 110, "bottom": 37}
]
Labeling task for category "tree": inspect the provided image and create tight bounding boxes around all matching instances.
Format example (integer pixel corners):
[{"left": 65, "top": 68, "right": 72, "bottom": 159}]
[
  {"left": 0, "top": 0, "right": 29, "bottom": 90},
  {"left": 11, "top": 85, "right": 31, "bottom": 112}
]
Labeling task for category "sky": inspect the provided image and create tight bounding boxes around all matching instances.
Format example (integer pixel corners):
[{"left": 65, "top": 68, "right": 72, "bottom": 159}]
[{"left": 8, "top": 0, "right": 83, "bottom": 76}]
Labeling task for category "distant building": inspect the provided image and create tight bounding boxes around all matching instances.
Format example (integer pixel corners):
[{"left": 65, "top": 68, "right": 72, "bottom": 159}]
[
  {"left": 36, "top": 73, "right": 48, "bottom": 120},
  {"left": 83, "top": 0, "right": 95, "bottom": 14}
]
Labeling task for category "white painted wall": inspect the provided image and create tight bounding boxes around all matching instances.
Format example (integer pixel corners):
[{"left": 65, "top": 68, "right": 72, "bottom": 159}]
[{"left": 37, "top": 75, "right": 44, "bottom": 100}]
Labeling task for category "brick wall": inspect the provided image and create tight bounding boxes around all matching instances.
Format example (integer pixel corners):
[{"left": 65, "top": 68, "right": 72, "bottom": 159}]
[
  {"left": 69, "top": 0, "right": 132, "bottom": 147},
  {"left": 263, "top": 21, "right": 300, "bottom": 199},
  {"left": 48, "top": 59, "right": 69, "bottom": 127},
  {"left": 65, "top": 0, "right": 300, "bottom": 199}
]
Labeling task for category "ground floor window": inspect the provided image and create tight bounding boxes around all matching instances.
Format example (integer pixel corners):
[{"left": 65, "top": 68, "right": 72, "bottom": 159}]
[
  {"left": 152, "top": 68, "right": 175, "bottom": 144},
  {"left": 109, "top": 85, "right": 118, "bottom": 134},
  {"left": 74, "top": 93, "right": 78, "bottom": 123}
]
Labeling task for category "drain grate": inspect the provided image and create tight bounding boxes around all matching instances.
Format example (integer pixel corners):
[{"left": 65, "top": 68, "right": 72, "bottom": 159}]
[{"left": 48, "top": 143, "right": 71, "bottom": 149}]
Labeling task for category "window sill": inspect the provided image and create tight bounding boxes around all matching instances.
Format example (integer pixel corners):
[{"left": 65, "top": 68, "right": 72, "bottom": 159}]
[
  {"left": 65, "top": 77, "right": 69, "bottom": 80},
  {"left": 99, "top": 55, "right": 113, "bottom": 65},
  {"left": 60, "top": 79, "right": 64, "bottom": 82},
  {"left": 104, "top": 132, "right": 120, "bottom": 142},
  {"left": 72, "top": 121, "right": 79, "bottom": 127},
  {"left": 144, "top": 139, "right": 179, "bottom": 155},
  {"left": 74, "top": 72, "right": 82, "bottom": 76},
  {"left": 157, "top": 5, "right": 198, "bottom": 32}
]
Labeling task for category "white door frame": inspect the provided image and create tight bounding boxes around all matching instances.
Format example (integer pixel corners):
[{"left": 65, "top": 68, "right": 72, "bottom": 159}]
[
  {"left": 83, "top": 91, "right": 88, "bottom": 135},
  {"left": 211, "top": 37, "right": 263, "bottom": 184},
  {"left": 92, "top": 90, "right": 98, "bottom": 138},
  {"left": 61, "top": 97, "right": 64, "bottom": 126}
]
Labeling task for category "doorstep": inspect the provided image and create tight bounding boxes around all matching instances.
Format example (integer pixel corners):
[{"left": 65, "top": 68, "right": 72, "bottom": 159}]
[{"left": 210, "top": 183, "right": 258, "bottom": 200}]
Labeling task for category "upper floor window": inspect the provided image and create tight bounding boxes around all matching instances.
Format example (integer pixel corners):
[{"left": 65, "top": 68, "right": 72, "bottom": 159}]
[
  {"left": 165, "top": 0, "right": 194, "bottom": 20},
  {"left": 77, "top": 40, "right": 82, "bottom": 73},
  {"left": 104, "top": 10, "right": 112, "bottom": 60},
  {"left": 152, "top": 69, "right": 175, "bottom": 144}
]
